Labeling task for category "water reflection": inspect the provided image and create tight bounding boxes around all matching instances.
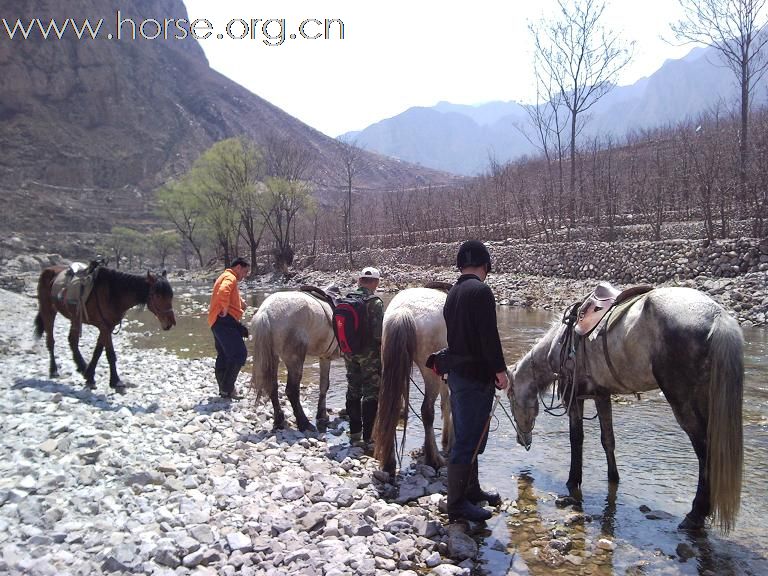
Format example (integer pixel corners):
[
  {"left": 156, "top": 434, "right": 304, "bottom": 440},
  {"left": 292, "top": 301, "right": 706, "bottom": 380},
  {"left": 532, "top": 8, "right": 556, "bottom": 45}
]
[{"left": 127, "top": 286, "right": 768, "bottom": 575}]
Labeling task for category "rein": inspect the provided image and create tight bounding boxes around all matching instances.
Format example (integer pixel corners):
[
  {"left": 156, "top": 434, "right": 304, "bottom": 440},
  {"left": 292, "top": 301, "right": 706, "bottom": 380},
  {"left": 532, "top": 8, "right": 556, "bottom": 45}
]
[{"left": 540, "top": 301, "right": 581, "bottom": 417}]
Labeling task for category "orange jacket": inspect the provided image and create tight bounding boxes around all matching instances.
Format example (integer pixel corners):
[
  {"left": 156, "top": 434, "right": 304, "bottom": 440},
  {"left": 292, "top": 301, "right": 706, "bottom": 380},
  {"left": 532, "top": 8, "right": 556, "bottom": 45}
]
[{"left": 208, "top": 269, "right": 246, "bottom": 327}]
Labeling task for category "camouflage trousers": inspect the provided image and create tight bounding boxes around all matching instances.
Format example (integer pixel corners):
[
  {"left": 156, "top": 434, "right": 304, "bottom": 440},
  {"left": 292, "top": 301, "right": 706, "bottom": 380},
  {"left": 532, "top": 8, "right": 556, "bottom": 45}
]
[{"left": 344, "top": 348, "right": 381, "bottom": 403}]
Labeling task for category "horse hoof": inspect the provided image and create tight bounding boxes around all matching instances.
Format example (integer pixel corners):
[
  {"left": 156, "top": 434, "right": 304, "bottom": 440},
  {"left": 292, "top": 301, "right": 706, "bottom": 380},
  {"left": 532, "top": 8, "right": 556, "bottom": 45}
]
[
  {"left": 678, "top": 514, "right": 705, "bottom": 532},
  {"left": 50, "top": 372, "right": 59, "bottom": 379},
  {"left": 85, "top": 381, "right": 96, "bottom": 390},
  {"left": 316, "top": 419, "right": 328, "bottom": 433},
  {"left": 299, "top": 422, "right": 317, "bottom": 433}
]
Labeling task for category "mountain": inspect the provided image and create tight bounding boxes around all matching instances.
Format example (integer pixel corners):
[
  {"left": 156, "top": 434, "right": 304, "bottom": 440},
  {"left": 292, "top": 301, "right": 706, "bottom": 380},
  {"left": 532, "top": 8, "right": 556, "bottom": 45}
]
[
  {"left": 343, "top": 46, "right": 768, "bottom": 175},
  {"left": 0, "top": 0, "right": 452, "bottom": 235}
]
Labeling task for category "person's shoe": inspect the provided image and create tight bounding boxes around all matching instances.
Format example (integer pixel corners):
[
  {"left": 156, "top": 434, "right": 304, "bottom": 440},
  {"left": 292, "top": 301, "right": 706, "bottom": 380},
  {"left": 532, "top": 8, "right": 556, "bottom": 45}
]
[{"left": 466, "top": 460, "right": 502, "bottom": 506}]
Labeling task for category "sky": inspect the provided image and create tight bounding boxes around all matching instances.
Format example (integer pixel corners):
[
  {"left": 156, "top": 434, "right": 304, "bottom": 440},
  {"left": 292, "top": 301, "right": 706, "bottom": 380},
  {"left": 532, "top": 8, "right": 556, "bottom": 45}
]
[{"left": 183, "top": 0, "right": 694, "bottom": 138}]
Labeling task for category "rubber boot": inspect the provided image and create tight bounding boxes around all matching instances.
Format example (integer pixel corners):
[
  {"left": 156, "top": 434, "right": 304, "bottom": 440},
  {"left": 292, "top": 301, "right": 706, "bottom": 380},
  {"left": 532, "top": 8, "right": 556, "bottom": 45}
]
[
  {"left": 221, "top": 362, "right": 242, "bottom": 399},
  {"left": 346, "top": 390, "right": 362, "bottom": 440},
  {"left": 215, "top": 366, "right": 226, "bottom": 395},
  {"left": 361, "top": 399, "right": 378, "bottom": 443},
  {"left": 466, "top": 459, "right": 501, "bottom": 506},
  {"left": 447, "top": 463, "right": 492, "bottom": 522}
]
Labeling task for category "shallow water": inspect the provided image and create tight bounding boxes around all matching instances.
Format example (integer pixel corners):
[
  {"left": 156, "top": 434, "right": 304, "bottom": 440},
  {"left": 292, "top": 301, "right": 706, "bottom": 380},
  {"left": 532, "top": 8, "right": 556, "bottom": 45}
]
[{"left": 128, "top": 287, "right": 768, "bottom": 575}]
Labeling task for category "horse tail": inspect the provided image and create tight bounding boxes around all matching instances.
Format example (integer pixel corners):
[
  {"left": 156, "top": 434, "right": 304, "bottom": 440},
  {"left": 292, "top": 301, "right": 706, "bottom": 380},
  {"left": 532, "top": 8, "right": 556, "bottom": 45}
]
[
  {"left": 707, "top": 310, "right": 744, "bottom": 533},
  {"left": 373, "top": 307, "right": 417, "bottom": 473},
  {"left": 249, "top": 310, "right": 278, "bottom": 400},
  {"left": 34, "top": 312, "right": 44, "bottom": 339},
  {"left": 34, "top": 266, "right": 58, "bottom": 339}
]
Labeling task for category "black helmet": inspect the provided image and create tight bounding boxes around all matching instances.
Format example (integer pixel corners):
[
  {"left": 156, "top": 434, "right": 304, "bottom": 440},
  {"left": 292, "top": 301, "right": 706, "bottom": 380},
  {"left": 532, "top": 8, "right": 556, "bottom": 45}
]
[{"left": 456, "top": 240, "right": 492, "bottom": 272}]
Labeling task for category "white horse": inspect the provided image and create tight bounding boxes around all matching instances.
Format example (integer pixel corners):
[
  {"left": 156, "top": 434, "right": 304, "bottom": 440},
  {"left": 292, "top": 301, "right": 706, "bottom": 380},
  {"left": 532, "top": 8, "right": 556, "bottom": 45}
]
[
  {"left": 509, "top": 286, "right": 744, "bottom": 532},
  {"left": 373, "top": 287, "right": 453, "bottom": 473},
  {"left": 249, "top": 290, "right": 339, "bottom": 432}
]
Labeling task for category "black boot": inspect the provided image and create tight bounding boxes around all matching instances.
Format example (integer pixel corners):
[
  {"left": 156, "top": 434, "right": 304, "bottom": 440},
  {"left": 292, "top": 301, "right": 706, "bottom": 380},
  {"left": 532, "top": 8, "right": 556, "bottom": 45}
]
[
  {"left": 466, "top": 459, "right": 502, "bottom": 506},
  {"left": 346, "top": 390, "right": 362, "bottom": 441},
  {"left": 447, "top": 463, "right": 492, "bottom": 522},
  {"left": 361, "top": 399, "right": 378, "bottom": 443},
  {"left": 221, "top": 362, "right": 242, "bottom": 399},
  {"left": 215, "top": 366, "right": 226, "bottom": 394}
]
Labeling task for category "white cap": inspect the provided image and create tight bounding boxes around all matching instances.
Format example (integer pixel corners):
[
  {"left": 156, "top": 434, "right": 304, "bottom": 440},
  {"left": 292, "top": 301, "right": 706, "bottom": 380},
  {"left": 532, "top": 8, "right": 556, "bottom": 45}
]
[{"left": 359, "top": 266, "right": 381, "bottom": 280}]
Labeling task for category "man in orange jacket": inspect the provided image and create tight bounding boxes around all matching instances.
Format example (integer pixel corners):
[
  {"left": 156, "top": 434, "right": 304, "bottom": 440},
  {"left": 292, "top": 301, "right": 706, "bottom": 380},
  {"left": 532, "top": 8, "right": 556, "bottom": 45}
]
[{"left": 208, "top": 257, "right": 250, "bottom": 399}]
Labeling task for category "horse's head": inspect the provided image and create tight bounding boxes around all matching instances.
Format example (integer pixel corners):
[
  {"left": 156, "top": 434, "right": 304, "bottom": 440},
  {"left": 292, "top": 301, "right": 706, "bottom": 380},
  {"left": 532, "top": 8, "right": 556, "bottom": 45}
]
[
  {"left": 507, "top": 359, "right": 539, "bottom": 450},
  {"left": 507, "top": 321, "right": 563, "bottom": 450},
  {"left": 147, "top": 271, "right": 176, "bottom": 331}
]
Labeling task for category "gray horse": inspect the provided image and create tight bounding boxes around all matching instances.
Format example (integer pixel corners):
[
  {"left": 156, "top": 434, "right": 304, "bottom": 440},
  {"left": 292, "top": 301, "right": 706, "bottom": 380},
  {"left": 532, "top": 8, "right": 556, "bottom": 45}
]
[
  {"left": 249, "top": 291, "right": 339, "bottom": 432},
  {"left": 508, "top": 286, "right": 743, "bottom": 533},
  {"left": 373, "top": 287, "right": 453, "bottom": 473}
]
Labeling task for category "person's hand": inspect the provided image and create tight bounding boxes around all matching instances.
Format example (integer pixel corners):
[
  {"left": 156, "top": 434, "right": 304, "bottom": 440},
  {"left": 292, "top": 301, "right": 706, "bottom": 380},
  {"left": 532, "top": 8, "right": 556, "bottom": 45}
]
[
  {"left": 219, "top": 310, "right": 227, "bottom": 318},
  {"left": 494, "top": 370, "right": 509, "bottom": 391}
]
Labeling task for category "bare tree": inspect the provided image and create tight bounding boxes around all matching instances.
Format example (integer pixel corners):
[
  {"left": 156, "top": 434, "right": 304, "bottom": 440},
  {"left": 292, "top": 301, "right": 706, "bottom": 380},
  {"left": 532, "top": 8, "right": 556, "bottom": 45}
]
[
  {"left": 530, "top": 0, "right": 632, "bottom": 232},
  {"left": 260, "top": 133, "right": 317, "bottom": 271},
  {"left": 671, "top": 0, "right": 768, "bottom": 202},
  {"left": 336, "top": 137, "right": 365, "bottom": 266}
]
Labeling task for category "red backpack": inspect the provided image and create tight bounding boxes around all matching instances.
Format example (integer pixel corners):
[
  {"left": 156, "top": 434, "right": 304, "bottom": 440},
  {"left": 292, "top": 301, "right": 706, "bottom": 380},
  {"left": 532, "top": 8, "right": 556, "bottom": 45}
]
[{"left": 332, "top": 293, "right": 376, "bottom": 355}]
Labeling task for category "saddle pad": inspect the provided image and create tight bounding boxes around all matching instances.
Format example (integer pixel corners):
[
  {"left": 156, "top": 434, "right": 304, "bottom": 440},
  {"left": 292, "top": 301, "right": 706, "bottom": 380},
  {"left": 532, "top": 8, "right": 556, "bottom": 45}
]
[{"left": 588, "top": 293, "right": 649, "bottom": 341}]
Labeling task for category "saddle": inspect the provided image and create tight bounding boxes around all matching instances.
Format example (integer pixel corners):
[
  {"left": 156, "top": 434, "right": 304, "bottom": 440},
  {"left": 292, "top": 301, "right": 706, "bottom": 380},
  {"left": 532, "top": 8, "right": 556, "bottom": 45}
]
[
  {"left": 299, "top": 284, "right": 340, "bottom": 309},
  {"left": 52, "top": 261, "right": 102, "bottom": 321},
  {"left": 575, "top": 281, "right": 654, "bottom": 337}
]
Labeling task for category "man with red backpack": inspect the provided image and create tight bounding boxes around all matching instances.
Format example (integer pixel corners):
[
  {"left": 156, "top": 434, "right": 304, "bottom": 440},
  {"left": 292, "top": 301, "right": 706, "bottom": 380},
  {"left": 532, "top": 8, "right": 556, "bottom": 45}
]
[{"left": 338, "top": 267, "right": 383, "bottom": 447}]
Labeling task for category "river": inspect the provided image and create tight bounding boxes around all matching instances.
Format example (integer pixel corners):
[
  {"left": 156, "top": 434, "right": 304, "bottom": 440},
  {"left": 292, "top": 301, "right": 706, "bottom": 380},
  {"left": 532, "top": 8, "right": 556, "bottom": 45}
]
[{"left": 128, "top": 287, "right": 768, "bottom": 575}]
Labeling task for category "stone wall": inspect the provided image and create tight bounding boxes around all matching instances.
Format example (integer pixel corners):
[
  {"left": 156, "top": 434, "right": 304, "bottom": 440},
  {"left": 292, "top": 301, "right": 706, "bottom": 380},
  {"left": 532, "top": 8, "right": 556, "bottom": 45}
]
[{"left": 304, "top": 237, "right": 768, "bottom": 284}]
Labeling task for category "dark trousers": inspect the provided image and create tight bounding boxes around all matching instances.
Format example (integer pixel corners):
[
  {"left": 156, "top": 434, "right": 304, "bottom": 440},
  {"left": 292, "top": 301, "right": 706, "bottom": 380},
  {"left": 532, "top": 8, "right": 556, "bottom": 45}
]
[
  {"left": 448, "top": 372, "right": 495, "bottom": 465},
  {"left": 211, "top": 315, "right": 247, "bottom": 393}
]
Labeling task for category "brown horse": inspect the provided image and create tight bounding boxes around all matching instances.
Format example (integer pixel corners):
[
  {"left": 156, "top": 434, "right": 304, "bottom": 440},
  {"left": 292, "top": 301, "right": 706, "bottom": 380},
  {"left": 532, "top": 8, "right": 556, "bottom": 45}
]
[{"left": 34, "top": 264, "right": 176, "bottom": 390}]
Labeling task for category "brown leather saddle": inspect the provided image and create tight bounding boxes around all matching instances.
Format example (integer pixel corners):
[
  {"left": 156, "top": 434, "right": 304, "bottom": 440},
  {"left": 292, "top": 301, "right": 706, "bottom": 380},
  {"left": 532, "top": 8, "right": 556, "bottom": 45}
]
[{"left": 575, "top": 281, "right": 653, "bottom": 337}]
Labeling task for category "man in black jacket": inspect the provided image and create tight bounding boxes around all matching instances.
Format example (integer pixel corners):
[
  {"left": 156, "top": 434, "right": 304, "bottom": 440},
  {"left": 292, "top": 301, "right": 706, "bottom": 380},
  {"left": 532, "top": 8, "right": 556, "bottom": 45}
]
[{"left": 443, "top": 240, "right": 509, "bottom": 522}]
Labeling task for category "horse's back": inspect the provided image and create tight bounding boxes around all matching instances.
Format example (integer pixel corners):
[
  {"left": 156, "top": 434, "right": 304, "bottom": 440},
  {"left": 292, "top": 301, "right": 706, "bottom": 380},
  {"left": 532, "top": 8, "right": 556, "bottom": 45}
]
[
  {"left": 385, "top": 287, "right": 447, "bottom": 363},
  {"left": 253, "top": 291, "right": 335, "bottom": 358}
]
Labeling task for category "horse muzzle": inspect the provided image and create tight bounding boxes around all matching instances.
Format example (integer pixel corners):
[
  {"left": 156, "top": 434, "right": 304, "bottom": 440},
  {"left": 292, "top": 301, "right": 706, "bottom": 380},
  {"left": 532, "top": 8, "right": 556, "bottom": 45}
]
[{"left": 517, "top": 430, "right": 533, "bottom": 451}]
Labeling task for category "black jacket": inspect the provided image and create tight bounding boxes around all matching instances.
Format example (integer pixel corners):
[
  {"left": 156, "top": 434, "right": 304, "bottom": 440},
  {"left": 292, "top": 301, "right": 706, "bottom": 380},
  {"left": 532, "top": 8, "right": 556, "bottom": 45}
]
[{"left": 443, "top": 274, "right": 507, "bottom": 382}]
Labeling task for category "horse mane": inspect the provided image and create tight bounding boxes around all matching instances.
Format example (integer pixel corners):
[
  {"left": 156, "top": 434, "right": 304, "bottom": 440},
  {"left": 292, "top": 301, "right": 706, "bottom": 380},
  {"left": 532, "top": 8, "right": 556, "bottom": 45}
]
[{"left": 95, "top": 267, "right": 172, "bottom": 303}]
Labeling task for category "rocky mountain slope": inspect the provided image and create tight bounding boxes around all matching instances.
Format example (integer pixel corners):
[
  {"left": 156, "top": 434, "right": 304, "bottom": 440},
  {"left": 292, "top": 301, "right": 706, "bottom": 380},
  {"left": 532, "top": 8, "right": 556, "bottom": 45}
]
[{"left": 0, "top": 0, "right": 452, "bottom": 235}]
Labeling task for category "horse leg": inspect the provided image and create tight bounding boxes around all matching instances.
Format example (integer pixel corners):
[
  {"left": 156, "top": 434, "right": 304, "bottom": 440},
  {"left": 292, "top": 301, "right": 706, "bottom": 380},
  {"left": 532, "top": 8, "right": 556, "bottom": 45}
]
[
  {"left": 286, "top": 357, "right": 315, "bottom": 433},
  {"left": 67, "top": 320, "right": 88, "bottom": 375},
  {"left": 83, "top": 332, "right": 105, "bottom": 389},
  {"left": 566, "top": 398, "right": 585, "bottom": 494},
  {"left": 103, "top": 332, "right": 124, "bottom": 390},
  {"left": 43, "top": 312, "right": 59, "bottom": 378},
  {"left": 664, "top": 398, "right": 710, "bottom": 530},
  {"left": 595, "top": 394, "right": 620, "bottom": 484},
  {"left": 418, "top": 367, "right": 445, "bottom": 470},
  {"left": 270, "top": 385, "right": 286, "bottom": 430},
  {"left": 315, "top": 358, "right": 331, "bottom": 433}
]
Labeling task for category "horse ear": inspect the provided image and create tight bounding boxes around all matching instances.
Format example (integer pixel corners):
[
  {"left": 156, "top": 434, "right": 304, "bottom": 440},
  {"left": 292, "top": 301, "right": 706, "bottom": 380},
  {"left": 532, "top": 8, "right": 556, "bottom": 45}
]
[
  {"left": 146, "top": 270, "right": 155, "bottom": 282},
  {"left": 161, "top": 270, "right": 167, "bottom": 278}
]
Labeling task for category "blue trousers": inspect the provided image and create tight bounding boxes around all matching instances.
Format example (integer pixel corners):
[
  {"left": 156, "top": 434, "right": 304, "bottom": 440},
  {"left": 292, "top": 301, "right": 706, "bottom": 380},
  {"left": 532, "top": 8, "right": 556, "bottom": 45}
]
[
  {"left": 448, "top": 372, "right": 495, "bottom": 465},
  {"left": 211, "top": 315, "right": 247, "bottom": 375}
]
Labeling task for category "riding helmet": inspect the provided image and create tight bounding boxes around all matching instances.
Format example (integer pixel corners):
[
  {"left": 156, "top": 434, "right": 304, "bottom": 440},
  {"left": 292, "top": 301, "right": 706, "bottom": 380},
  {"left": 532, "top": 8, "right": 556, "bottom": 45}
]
[{"left": 456, "top": 240, "right": 492, "bottom": 272}]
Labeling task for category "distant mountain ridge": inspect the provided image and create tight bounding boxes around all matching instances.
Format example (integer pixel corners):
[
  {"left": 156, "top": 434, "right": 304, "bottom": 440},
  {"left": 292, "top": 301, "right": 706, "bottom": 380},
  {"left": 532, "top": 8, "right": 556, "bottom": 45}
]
[{"left": 343, "top": 46, "right": 768, "bottom": 175}]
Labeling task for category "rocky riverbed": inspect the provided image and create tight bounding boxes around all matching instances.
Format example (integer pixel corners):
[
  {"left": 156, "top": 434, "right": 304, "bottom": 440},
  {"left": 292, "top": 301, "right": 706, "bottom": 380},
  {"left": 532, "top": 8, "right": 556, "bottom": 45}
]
[{"left": 1, "top": 287, "right": 646, "bottom": 576}]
